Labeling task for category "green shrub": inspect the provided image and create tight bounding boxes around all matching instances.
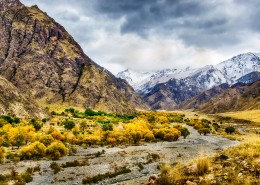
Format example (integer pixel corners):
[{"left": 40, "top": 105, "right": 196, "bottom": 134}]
[
  {"left": 62, "top": 119, "right": 75, "bottom": 130},
  {"left": 20, "top": 171, "right": 33, "bottom": 183},
  {"left": 181, "top": 127, "right": 190, "bottom": 139},
  {"left": 50, "top": 162, "right": 61, "bottom": 174},
  {"left": 82, "top": 166, "right": 131, "bottom": 184},
  {"left": 30, "top": 119, "right": 42, "bottom": 131},
  {"left": 225, "top": 126, "right": 235, "bottom": 134}
]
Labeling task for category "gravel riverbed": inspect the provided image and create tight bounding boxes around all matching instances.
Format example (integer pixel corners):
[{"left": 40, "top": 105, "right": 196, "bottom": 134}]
[{"left": 0, "top": 125, "right": 239, "bottom": 185}]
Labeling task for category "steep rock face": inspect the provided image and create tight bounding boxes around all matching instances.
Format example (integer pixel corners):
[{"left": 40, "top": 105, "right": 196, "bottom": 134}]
[
  {"left": 181, "top": 81, "right": 260, "bottom": 113},
  {"left": 0, "top": 75, "right": 48, "bottom": 118},
  {"left": 0, "top": 0, "right": 147, "bottom": 113}
]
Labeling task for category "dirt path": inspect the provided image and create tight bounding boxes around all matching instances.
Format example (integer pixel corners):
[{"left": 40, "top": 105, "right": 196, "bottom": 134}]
[{"left": 0, "top": 125, "right": 239, "bottom": 185}]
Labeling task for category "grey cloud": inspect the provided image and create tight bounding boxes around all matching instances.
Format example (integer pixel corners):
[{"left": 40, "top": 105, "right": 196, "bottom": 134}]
[
  {"left": 91, "top": 0, "right": 258, "bottom": 48},
  {"left": 57, "top": 11, "right": 80, "bottom": 22}
]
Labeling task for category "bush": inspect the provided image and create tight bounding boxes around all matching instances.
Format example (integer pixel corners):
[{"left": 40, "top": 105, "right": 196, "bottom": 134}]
[
  {"left": 50, "top": 162, "right": 61, "bottom": 174},
  {"left": 82, "top": 166, "right": 131, "bottom": 184},
  {"left": 20, "top": 171, "right": 33, "bottom": 183},
  {"left": 102, "top": 123, "right": 113, "bottom": 131},
  {"left": 144, "top": 132, "right": 155, "bottom": 142},
  {"left": 18, "top": 141, "right": 46, "bottom": 160},
  {"left": 46, "top": 141, "right": 67, "bottom": 160},
  {"left": 0, "top": 146, "right": 5, "bottom": 163},
  {"left": 62, "top": 120, "right": 75, "bottom": 130},
  {"left": 30, "top": 119, "right": 42, "bottom": 131},
  {"left": 198, "top": 128, "right": 210, "bottom": 135},
  {"left": 39, "top": 135, "right": 54, "bottom": 146},
  {"left": 181, "top": 127, "right": 190, "bottom": 139},
  {"left": 225, "top": 126, "right": 235, "bottom": 134}
]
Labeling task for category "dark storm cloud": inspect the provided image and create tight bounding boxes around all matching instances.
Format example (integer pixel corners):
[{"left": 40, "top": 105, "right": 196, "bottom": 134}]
[
  {"left": 91, "top": 0, "right": 257, "bottom": 48},
  {"left": 93, "top": 0, "right": 209, "bottom": 35}
]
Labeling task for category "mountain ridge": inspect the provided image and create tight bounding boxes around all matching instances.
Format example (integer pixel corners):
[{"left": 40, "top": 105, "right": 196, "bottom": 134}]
[
  {"left": 0, "top": 75, "right": 48, "bottom": 118},
  {"left": 117, "top": 52, "right": 260, "bottom": 110},
  {"left": 0, "top": 0, "right": 148, "bottom": 114},
  {"left": 179, "top": 80, "right": 260, "bottom": 113}
]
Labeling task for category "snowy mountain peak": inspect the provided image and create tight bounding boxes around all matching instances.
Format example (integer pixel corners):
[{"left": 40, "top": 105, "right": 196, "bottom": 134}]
[
  {"left": 216, "top": 52, "right": 260, "bottom": 82},
  {"left": 117, "top": 52, "right": 260, "bottom": 93}
]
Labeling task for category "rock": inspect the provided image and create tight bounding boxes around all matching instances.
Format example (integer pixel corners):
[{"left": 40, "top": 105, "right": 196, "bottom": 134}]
[
  {"left": 223, "top": 161, "right": 232, "bottom": 167},
  {"left": 186, "top": 164, "right": 197, "bottom": 175},
  {"left": 147, "top": 174, "right": 158, "bottom": 185},
  {"left": 216, "top": 154, "right": 229, "bottom": 160},
  {"left": 206, "top": 174, "right": 214, "bottom": 181},
  {"left": 0, "top": 75, "right": 48, "bottom": 118},
  {"left": 186, "top": 180, "right": 198, "bottom": 185},
  {"left": 238, "top": 173, "right": 243, "bottom": 178}
]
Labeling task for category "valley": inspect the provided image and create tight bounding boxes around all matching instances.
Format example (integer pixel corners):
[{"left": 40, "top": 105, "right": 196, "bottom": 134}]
[
  {"left": 0, "top": 0, "right": 259, "bottom": 185},
  {"left": 1, "top": 109, "right": 251, "bottom": 185}
]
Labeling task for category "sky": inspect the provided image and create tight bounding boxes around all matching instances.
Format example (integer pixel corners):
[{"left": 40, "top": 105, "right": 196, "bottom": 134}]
[{"left": 21, "top": 0, "right": 260, "bottom": 74}]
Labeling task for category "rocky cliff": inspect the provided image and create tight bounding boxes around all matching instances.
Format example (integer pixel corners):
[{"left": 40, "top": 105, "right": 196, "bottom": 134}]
[
  {"left": 0, "top": 0, "right": 147, "bottom": 114},
  {"left": 0, "top": 75, "right": 48, "bottom": 118}
]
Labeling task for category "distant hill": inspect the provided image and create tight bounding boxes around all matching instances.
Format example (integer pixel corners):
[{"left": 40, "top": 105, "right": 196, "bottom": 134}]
[
  {"left": 0, "top": 0, "right": 147, "bottom": 114},
  {"left": 179, "top": 80, "right": 260, "bottom": 113}
]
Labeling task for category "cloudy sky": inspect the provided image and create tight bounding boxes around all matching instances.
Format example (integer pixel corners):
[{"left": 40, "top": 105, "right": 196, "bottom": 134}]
[{"left": 21, "top": 0, "right": 260, "bottom": 74}]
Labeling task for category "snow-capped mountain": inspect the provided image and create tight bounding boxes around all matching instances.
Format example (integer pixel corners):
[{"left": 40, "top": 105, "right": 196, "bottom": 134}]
[
  {"left": 215, "top": 52, "right": 260, "bottom": 82},
  {"left": 117, "top": 67, "right": 198, "bottom": 93},
  {"left": 117, "top": 52, "right": 260, "bottom": 110},
  {"left": 117, "top": 52, "right": 260, "bottom": 93}
]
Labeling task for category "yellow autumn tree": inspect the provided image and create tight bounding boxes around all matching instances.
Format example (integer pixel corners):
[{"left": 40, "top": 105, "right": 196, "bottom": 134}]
[
  {"left": 46, "top": 141, "right": 67, "bottom": 159},
  {"left": 18, "top": 141, "right": 46, "bottom": 160}
]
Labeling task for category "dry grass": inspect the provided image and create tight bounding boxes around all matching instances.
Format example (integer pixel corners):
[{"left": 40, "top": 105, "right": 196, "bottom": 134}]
[
  {"left": 218, "top": 110, "right": 260, "bottom": 124},
  {"left": 196, "top": 155, "right": 211, "bottom": 176},
  {"left": 157, "top": 163, "right": 185, "bottom": 185},
  {"left": 224, "top": 134, "right": 260, "bottom": 162}
]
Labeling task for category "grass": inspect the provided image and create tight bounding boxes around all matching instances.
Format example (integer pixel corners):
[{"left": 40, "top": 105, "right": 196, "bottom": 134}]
[
  {"left": 157, "top": 163, "right": 185, "bottom": 185},
  {"left": 218, "top": 110, "right": 260, "bottom": 124},
  {"left": 82, "top": 166, "right": 131, "bottom": 184},
  {"left": 224, "top": 134, "right": 260, "bottom": 162},
  {"left": 196, "top": 155, "right": 210, "bottom": 175},
  {"left": 156, "top": 134, "right": 260, "bottom": 184}
]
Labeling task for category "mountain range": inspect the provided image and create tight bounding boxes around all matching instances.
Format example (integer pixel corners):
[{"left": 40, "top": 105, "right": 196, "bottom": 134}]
[
  {"left": 0, "top": 0, "right": 259, "bottom": 117},
  {"left": 0, "top": 0, "right": 147, "bottom": 117},
  {"left": 117, "top": 52, "right": 260, "bottom": 110}
]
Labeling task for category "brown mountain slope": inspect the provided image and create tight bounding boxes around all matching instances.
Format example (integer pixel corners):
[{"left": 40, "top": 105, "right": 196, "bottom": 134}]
[
  {"left": 178, "top": 83, "right": 230, "bottom": 110},
  {"left": 0, "top": 75, "right": 48, "bottom": 118},
  {"left": 0, "top": 0, "right": 147, "bottom": 113},
  {"left": 179, "top": 81, "right": 260, "bottom": 114}
]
